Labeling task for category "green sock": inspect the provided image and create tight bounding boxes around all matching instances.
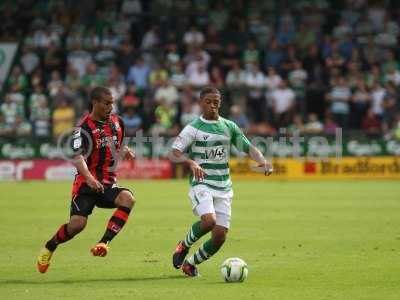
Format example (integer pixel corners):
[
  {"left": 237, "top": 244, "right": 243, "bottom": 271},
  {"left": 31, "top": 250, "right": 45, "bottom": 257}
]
[
  {"left": 187, "top": 239, "right": 219, "bottom": 265},
  {"left": 183, "top": 221, "right": 206, "bottom": 248}
]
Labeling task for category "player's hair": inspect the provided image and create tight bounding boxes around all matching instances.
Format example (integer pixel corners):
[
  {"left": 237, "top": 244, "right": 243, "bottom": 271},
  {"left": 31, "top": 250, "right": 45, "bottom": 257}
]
[
  {"left": 199, "top": 86, "right": 220, "bottom": 99},
  {"left": 90, "top": 86, "right": 112, "bottom": 103}
]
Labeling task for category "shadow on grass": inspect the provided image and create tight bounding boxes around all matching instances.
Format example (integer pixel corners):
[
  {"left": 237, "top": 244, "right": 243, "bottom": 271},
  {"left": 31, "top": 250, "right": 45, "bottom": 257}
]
[{"left": 0, "top": 275, "right": 186, "bottom": 285}]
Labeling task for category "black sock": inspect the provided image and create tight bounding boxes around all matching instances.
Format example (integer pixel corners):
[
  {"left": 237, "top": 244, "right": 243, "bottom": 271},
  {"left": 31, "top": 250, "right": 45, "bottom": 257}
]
[
  {"left": 45, "top": 224, "right": 72, "bottom": 251},
  {"left": 99, "top": 206, "right": 131, "bottom": 244}
]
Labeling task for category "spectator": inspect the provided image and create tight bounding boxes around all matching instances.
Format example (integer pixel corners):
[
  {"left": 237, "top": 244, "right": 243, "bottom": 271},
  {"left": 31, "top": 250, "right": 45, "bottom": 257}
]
[
  {"left": 141, "top": 25, "right": 160, "bottom": 51},
  {"left": 243, "top": 40, "right": 260, "bottom": 67},
  {"left": 127, "top": 57, "right": 150, "bottom": 90},
  {"left": 108, "top": 66, "right": 127, "bottom": 107},
  {"left": 204, "top": 25, "right": 222, "bottom": 55},
  {"left": 180, "top": 97, "right": 200, "bottom": 126},
  {"left": 209, "top": 1, "right": 229, "bottom": 32},
  {"left": 230, "top": 105, "right": 249, "bottom": 131},
  {"left": 122, "top": 107, "right": 142, "bottom": 136},
  {"left": 30, "top": 97, "right": 51, "bottom": 138},
  {"left": 121, "top": 0, "right": 142, "bottom": 16},
  {"left": 13, "top": 116, "right": 32, "bottom": 138},
  {"left": 6, "top": 66, "right": 28, "bottom": 92},
  {"left": 47, "top": 71, "right": 63, "bottom": 97},
  {"left": 183, "top": 26, "right": 205, "bottom": 48},
  {"left": 221, "top": 42, "right": 241, "bottom": 72},
  {"left": 277, "top": 21, "right": 295, "bottom": 46},
  {"left": 1, "top": 94, "right": 23, "bottom": 125},
  {"left": 288, "top": 114, "right": 305, "bottom": 135},
  {"left": 121, "top": 84, "right": 141, "bottom": 110},
  {"left": 170, "top": 62, "right": 187, "bottom": 89},
  {"left": 52, "top": 100, "right": 75, "bottom": 139},
  {"left": 295, "top": 23, "right": 316, "bottom": 54},
  {"left": 383, "top": 65, "right": 400, "bottom": 86},
  {"left": 324, "top": 112, "right": 339, "bottom": 135},
  {"left": 67, "top": 43, "right": 93, "bottom": 78},
  {"left": 166, "top": 43, "right": 181, "bottom": 69},
  {"left": 370, "top": 81, "right": 386, "bottom": 119},
  {"left": 151, "top": 100, "right": 177, "bottom": 135},
  {"left": 29, "top": 85, "right": 47, "bottom": 110},
  {"left": 210, "top": 66, "right": 225, "bottom": 89},
  {"left": 226, "top": 61, "right": 246, "bottom": 88},
  {"left": 264, "top": 38, "right": 284, "bottom": 70},
  {"left": 155, "top": 79, "right": 179, "bottom": 106},
  {"left": 149, "top": 64, "right": 169, "bottom": 89},
  {"left": 351, "top": 79, "right": 371, "bottom": 129},
  {"left": 0, "top": 113, "right": 13, "bottom": 138},
  {"left": 326, "top": 76, "right": 351, "bottom": 128},
  {"left": 81, "top": 63, "right": 106, "bottom": 90},
  {"left": 288, "top": 60, "right": 308, "bottom": 115},
  {"left": 20, "top": 46, "right": 40, "bottom": 75},
  {"left": 382, "top": 83, "right": 398, "bottom": 130},
  {"left": 271, "top": 80, "right": 295, "bottom": 128},
  {"left": 116, "top": 40, "right": 137, "bottom": 76},
  {"left": 7, "top": 84, "right": 25, "bottom": 106},
  {"left": 65, "top": 66, "right": 82, "bottom": 92},
  {"left": 187, "top": 64, "right": 210, "bottom": 89},
  {"left": 244, "top": 63, "right": 265, "bottom": 122},
  {"left": 304, "top": 113, "right": 324, "bottom": 134},
  {"left": 362, "top": 108, "right": 382, "bottom": 137},
  {"left": 43, "top": 43, "right": 63, "bottom": 74}
]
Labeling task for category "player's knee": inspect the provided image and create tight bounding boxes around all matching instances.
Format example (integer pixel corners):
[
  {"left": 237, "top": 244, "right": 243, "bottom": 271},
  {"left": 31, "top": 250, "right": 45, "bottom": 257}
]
[
  {"left": 117, "top": 191, "right": 135, "bottom": 209},
  {"left": 201, "top": 215, "right": 217, "bottom": 232}
]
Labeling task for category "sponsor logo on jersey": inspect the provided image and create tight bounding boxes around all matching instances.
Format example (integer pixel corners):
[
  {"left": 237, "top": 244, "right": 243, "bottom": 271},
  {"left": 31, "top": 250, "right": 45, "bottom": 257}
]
[{"left": 204, "top": 146, "right": 226, "bottom": 160}]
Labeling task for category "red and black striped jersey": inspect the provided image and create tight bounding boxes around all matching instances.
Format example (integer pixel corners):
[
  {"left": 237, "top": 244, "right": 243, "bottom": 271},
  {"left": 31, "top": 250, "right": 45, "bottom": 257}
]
[{"left": 71, "top": 113, "right": 125, "bottom": 196}]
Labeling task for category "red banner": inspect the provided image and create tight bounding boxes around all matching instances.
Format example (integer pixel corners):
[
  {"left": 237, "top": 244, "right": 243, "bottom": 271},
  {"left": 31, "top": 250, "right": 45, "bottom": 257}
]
[
  {"left": 0, "top": 159, "right": 173, "bottom": 181},
  {"left": 116, "top": 160, "right": 173, "bottom": 179}
]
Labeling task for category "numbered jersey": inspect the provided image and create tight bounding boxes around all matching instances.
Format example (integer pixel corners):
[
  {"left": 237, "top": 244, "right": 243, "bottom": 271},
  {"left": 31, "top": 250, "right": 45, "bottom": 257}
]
[{"left": 172, "top": 116, "right": 251, "bottom": 191}]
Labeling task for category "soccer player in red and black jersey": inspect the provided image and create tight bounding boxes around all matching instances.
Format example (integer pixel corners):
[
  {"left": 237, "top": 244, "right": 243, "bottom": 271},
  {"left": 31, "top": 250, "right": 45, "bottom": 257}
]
[{"left": 37, "top": 86, "right": 136, "bottom": 273}]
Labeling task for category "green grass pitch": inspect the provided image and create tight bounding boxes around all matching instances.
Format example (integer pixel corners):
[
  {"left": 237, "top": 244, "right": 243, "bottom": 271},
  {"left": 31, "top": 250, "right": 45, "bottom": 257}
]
[{"left": 0, "top": 180, "right": 399, "bottom": 300}]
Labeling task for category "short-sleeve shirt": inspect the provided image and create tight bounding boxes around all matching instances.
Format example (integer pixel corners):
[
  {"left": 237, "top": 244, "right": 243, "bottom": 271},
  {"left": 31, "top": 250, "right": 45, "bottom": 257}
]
[
  {"left": 71, "top": 113, "right": 125, "bottom": 196},
  {"left": 172, "top": 116, "right": 251, "bottom": 191}
]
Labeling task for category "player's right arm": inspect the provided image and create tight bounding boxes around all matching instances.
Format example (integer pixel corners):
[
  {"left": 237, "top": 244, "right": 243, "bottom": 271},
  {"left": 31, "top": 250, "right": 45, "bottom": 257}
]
[
  {"left": 73, "top": 155, "right": 104, "bottom": 193},
  {"left": 71, "top": 126, "right": 104, "bottom": 193},
  {"left": 170, "top": 125, "right": 206, "bottom": 181}
]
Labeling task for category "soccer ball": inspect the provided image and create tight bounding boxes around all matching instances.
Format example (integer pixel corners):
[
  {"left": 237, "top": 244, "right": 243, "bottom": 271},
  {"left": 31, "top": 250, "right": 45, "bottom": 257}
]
[{"left": 220, "top": 257, "right": 248, "bottom": 282}]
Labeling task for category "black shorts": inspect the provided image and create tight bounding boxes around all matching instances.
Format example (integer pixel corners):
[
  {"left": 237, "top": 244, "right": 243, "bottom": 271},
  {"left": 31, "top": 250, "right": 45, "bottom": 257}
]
[{"left": 70, "top": 184, "right": 133, "bottom": 217}]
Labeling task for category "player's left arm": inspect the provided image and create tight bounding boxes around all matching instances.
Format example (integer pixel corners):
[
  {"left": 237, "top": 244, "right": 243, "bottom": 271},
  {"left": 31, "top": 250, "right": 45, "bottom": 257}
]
[
  {"left": 230, "top": 122, "right": 273, "bottom": 176},
  {"left": 118, "top": 116, "right": 135, "bottom": 160},
  {"left": 249, "top": 145, "right": 273, "bottom": 176}
]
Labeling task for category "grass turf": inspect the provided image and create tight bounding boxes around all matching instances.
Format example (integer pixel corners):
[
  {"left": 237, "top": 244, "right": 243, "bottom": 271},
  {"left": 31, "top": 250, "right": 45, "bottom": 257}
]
[{"left": 0, "top": 180, "right": 399, "bottom": 300}]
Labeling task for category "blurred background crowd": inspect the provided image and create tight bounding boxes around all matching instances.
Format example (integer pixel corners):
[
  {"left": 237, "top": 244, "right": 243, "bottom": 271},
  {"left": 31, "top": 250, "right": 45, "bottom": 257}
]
[{"left": 1, "top": 0, "right": 400, "bottom": 142}]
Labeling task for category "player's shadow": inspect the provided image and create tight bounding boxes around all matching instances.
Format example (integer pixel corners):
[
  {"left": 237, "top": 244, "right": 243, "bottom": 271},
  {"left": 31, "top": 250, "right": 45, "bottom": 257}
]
[{"left": 0, "top": 275, "right": 186, "bottom": 285}]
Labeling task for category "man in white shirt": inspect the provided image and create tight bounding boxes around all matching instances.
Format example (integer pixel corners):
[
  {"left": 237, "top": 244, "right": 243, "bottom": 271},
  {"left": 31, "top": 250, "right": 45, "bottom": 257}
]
[
  {"left": 271, "top": 80, "right": 295, "bottom": 127},
  {"left": 155, "top": 79, "right": 179, "bottom": 106},
  {"left": 244, "top": 63, "right": 265, "bottom": 122}
]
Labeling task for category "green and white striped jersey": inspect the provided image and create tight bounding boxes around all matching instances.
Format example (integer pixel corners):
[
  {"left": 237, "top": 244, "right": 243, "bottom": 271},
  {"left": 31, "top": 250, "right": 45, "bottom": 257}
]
[{"left": 172, "top": 116, "right": 251, "bottom": 191}]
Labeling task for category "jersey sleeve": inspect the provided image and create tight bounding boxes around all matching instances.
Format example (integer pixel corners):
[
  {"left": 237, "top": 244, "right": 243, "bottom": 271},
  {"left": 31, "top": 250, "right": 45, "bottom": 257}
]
[
  {"left": 71, "top": 125, "right": 90, "bottom": 156},
  {"left": 230, "top": 122, "right": 251, "bottom": 154},
  {"left": 172, "top": 125, "right": 195, "bottom": 152}
]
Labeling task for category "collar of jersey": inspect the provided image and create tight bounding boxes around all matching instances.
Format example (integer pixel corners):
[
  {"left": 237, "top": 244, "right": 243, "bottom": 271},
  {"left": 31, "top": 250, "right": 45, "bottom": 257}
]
[{"left": 200, "top": 115, "right": 219, "bottom": 124}]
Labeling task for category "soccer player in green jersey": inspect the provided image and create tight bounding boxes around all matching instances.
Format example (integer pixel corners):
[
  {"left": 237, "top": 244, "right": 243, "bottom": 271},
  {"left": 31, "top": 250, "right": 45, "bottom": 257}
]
[{"left": 171, "top": 86, "right": 273, "bottom": 276}]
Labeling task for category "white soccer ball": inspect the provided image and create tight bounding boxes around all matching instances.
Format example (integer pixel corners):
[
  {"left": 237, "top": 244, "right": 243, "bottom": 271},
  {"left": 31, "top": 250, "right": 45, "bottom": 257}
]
[{"left": 220, "top": 257, "right": 248, "bottom": 283}]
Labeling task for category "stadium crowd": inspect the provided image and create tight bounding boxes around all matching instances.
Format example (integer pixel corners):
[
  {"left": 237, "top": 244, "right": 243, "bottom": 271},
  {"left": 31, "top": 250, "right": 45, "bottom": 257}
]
[{"left": 1, "top": 0, "right": 400, "bottom": 141}]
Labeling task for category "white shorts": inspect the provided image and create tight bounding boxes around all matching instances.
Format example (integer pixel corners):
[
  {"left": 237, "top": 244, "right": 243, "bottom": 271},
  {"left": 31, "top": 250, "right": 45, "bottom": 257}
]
[{"left": 188, "top": 185, "right": 234, "bottom": 229}]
